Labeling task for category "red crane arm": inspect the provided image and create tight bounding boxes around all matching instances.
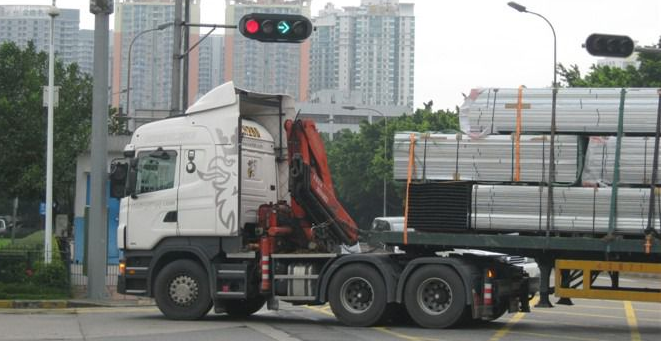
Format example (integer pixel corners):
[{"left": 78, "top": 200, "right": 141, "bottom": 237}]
[{"left": 285, "top": 119, "right": 359, "bottom": 245}]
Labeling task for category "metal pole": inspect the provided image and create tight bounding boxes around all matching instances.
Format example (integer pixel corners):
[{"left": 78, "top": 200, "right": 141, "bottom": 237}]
[
  {"left": 525, "top": 11, "right": 558, "bottom": 236},
  {"left": 171, "top": 0, "right": 183, "bottom": 116},
  {"left": 182, "top": 0, "right": 190, "bottom": 111},
  {"left": 11, "top": 197, "right": 18, "bottom": 244},
  {"left": 383, "top": 114, "right": 388, "bottom": 217},
  {"left": 88, "top": 0, "right": 113, "bottom": 300},
  {"left": 45, "top": 2, "right": 59, "bottom": 264}
]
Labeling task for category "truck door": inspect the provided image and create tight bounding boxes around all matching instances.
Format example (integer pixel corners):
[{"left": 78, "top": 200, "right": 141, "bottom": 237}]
[
  {"left": 177, "top": 144, "right": 219, "bottom": 236},
  {"left": 126, "top": 146, "right": 180, "bottom": 249}
]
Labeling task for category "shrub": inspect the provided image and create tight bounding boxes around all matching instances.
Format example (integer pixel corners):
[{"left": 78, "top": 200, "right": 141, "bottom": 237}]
[{"left": 32, "top": 260, "right": 68, "bottom": 289}]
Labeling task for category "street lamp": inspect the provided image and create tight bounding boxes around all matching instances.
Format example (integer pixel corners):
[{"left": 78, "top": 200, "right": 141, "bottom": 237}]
[
  {"left": 508, "top": 1, "right": 558, "bottom": 308},
  {"left": 44, "top": 2, "right": 60, "bottom": 264},
  {"left": 125, "top": 22, "right": 173, "bottom": 128},
  {"left": 342, "top": 106, "right": 388, "bottom": 217}
]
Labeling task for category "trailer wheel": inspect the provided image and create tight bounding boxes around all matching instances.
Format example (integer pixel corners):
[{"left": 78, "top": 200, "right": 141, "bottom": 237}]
[
  {"left": 404, "top": 265, "right": 467, "bottom": 328},
  {"left": 154, "top": 260, "right": 212, "bottom": 320},
  {"left": 219, "top": 297, "right": 265, "bottom": 317},
  {"left": 328, "top": 264, "right": 388, "bottom": 327}
]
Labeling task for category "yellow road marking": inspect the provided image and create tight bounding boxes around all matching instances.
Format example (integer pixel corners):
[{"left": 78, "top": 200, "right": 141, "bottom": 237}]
[
  {"left": 373, "top": 327, "right": 425, "bottom": 341},
  {"left": 561, "top": 304, "right": 660, "bottom": 313},
  {"left": 305, "top": 305, "right": 334, "bottom": 317},
  {"left": 534, "top": 308, "right": 660, "bottom": 322},
  {"left": 624, "top": 301, "right": 642, "bottom": 341},
  {"left": 508, "top": 330, "right": 604, "bottom": 341},
  {"left": 488, "top": 296, "right": 539, "bottom": 341},
  {"left": 305, "top": 305, "right": 442, "bottom": 341}
]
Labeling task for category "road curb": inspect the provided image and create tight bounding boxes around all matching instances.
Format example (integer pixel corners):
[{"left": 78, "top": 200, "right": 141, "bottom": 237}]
[
  {"left": 0, "top": 300, "right": 68, "bottom": 309},
  {"left": 0, "top": 299, "right": 154, "bottom": 309}
]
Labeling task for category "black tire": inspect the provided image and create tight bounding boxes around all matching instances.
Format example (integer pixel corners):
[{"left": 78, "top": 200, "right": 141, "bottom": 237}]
[
  {"left": 328, "top": 264, "right": 389, "bottom": 327},
  {"left": 404, "top": 265, "right": 467, "bottom": 329},
  {"left": 219, "top": 296, "right": 266, "bottom": 317},
  {"left": 154, "top": 259, "right": 213, "bottom": 320}
]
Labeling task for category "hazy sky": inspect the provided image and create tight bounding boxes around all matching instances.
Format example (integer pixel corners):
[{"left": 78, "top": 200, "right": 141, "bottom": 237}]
[{"left": 1, "top": 0, "right": 660, "bottom": 111}]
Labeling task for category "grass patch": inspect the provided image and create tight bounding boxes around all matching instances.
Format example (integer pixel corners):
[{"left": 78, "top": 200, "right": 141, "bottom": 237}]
[
  {"left": 0, "top": 283, "right": 70, "bottom": 300},
  {"left": 0, "top": 238, "right": 10, "bottom": 249},
  {"left": 13, "top": 230, "right": 45, "bottom": 248}
]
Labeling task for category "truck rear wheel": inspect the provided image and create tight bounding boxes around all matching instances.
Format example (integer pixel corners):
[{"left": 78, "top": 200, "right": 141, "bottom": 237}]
[
  {"left": 154, "top": 259, "right": 212, "bottom": 320},
  {"left": 404, "top": 265, "right": 467, "bottom": 328},
  {"left": 328, "top": 264, "right": 389, "bottom": 327}
]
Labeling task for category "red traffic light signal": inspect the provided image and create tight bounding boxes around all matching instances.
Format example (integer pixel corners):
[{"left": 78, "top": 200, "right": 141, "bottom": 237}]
[
  {"left": 239, "top": 13, "right": 312, "bottom": 43},
  {"left": 585, "top": 34, "right": 634, "bottom": 58}
]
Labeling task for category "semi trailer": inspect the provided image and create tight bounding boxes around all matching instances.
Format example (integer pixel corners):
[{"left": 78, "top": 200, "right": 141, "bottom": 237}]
[{"left": 110, "top": 82, "right": 660, "bottom": 329}]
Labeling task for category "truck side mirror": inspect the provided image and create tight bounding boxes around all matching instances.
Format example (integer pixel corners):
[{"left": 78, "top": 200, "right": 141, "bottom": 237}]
[
  {"left": 109, "top": 162, "right": 128, "bottom": 198},
  {"left": 127, "top": 158, "right": 139, "bottom": 199}
]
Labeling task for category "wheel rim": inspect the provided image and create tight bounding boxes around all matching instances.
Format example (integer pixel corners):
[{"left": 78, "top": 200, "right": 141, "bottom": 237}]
[
  {"left": 416, "top": 277, "right": 453, "bottom": 315},
  {"left": 339, "top": 277, "right": 374, "bottom": 314},
  {"left": 168, "top": 275, "right": 199, "bottom": 306}
]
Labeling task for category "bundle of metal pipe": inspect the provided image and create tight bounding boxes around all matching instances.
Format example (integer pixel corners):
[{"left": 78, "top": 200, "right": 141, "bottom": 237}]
[
  {"left": 471, "top": 185, "right": 660, "bottom": 234},
  {"left": 459, "top": 88, "right": 659, "bottom": 135},
  {"left": 393, "top": 133, "right": 578, "bottom": 182},
  {"left": 582, "top": 136, "right": 660, "bottom": 186}
]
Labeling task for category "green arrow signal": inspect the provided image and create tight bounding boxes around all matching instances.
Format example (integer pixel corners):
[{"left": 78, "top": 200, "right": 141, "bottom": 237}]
[{"left": 277, "top": 21, "right": 290, "bottom": 34}]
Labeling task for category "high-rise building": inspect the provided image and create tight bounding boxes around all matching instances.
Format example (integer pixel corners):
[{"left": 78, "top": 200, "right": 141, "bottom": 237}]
[
  {"left": 309, "top": 0, "right": 414, "bottom": 109},
  {"left": 75, "top": 29, "right": 95, "bottom": 75},
  {"left": 197, "top": 34, "right": 225, "bottom": 99},
  {"left": 111, "top": 0, "right": 200, "bottom": 121},
  {"left": 224, "top": 0, "right": 310, "bottom": 101},
  {"left": 597, "top": 53, "right": 640, "bottom": 70},
  {"left": 0, "top": 5, "right": 80, "bottom": 68}
]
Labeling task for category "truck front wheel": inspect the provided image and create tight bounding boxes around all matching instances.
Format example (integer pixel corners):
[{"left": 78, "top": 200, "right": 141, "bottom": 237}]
[
  {"left": 328, "top": 264, "right": 389, "bottom": 327},
  {"left": 404, "top": 265, "right": 467, "bottom": 328},
  {"left": 154, "top": 259, "right": 213, "bottom": 320}
]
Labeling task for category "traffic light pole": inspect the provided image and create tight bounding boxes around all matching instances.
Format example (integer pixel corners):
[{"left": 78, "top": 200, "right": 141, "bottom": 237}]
[
  {"left": 170, "top": 0, "right": 182, "bottom": 116},
  {"left": 88, "top": 0, "right": 113, "bottom": 300}
]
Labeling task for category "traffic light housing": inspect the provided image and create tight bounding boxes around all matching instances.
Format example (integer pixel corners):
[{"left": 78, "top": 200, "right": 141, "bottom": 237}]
[
  {"left": 584, "top": 34, "right": 634, "bottom": 58},
  {"left": 239, "top": 13, "right": 313, "bottom": 43}
]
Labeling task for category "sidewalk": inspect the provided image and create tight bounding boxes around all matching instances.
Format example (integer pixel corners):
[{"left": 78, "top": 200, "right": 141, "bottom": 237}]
[{"left": 0, "top": 284, "right": 154, "bottom": 309}]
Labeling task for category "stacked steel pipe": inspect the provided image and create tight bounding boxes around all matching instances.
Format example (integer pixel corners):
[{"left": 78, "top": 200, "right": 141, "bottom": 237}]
[{"left": 396, "top": 87, "right": 660, "bottom": 235}]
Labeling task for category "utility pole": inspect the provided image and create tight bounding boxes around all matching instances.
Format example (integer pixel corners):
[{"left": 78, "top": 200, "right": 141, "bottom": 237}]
[
  {"left": 170, "top": 0, "right": 183, "bottom": 116},
  {"left": 88, "top": 0, "right": 113, "bottom": 300}
]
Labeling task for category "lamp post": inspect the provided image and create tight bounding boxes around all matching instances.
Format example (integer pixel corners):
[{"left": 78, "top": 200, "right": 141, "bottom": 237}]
[
  {"left": 44, "top": 2, "right": 60, "bottom": 264},
  {"left": 508, "top": 1, "right": 557, "bottom": 308},
  {"left": 342, "top": 106, "right": 388, "bottom": 217},
  {"left": 125, "top": 23, "right": 173, "bottom": 129}
]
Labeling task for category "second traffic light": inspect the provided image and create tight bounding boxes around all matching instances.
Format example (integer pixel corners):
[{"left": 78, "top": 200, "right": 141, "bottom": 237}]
[
  {"left": 239, "top": 13, "right": 312, "bottom": 43},
  {"left": 584, "top": 34, "right": 634, "bottom": 58}
]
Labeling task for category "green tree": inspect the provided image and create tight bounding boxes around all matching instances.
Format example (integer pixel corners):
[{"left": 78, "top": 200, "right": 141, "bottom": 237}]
[
  {"left": 0, "top": 42, "right": 92, "bottom": 220},
  {"left": 326, "top": 107, "right": 459, "bottom": 228},
  {"left": 559, "top": 42, "right": 660, "bottom": 88}
]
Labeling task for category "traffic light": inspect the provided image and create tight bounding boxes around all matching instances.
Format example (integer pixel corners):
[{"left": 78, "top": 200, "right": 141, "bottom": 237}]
[
  {"left": 238, "top": 13, "right": 312, "bottom": 43},
  {"left": 584, "top": 34, "right": 634, "bottom": 57}
]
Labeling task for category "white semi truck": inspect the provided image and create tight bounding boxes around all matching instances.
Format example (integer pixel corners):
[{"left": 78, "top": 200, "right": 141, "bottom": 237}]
[{"left": 110, "top": 82, "right": 538, "bottom": 328}]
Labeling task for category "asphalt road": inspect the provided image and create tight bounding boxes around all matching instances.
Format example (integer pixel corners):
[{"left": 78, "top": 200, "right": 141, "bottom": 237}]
[{"left": 0, "top": 295, "right": 659, "bottom": 341}]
